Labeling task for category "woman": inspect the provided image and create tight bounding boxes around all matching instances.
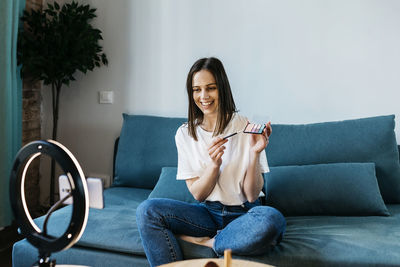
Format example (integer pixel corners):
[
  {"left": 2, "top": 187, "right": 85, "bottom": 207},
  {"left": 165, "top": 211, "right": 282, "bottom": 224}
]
[{"left": 136, "top": 57, "right": 286, "bottom": 267}]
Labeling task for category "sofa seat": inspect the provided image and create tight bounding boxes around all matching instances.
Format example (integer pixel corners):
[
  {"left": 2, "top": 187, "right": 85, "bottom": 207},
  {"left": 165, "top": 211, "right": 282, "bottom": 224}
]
[
  {"left": 38, "top": 187, "right": 152, "bottom": 256},
  {"left": 13, "top": 186, "right": 215, "bottom": 266},
  {"left": 14, "top": 185, "right": 400, "bottom": 267},
  {"left": 12, "top": 241, "right": 150, "bottom": 267},
  {"left": 236, "top": 204, "right": 400, "bottom": 267}
]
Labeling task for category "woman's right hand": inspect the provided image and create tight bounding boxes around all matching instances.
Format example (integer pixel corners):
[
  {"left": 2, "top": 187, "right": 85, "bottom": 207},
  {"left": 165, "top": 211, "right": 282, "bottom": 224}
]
[
  {"left": 208, "top": 137, "right": 228, "bottom": 168},
  {"left": 186, "top": 137, "right": 227, "bottom": 202}
]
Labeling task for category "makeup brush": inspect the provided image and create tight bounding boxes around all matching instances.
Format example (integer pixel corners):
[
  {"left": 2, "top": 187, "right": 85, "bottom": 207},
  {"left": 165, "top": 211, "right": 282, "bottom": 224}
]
[{"left": 223, "top": 132, "right": 240, "bottom": 139}]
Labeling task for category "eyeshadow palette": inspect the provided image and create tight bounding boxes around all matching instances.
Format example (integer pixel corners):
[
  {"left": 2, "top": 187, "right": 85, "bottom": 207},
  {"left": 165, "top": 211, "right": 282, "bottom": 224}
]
[
  {"left": 243, "top": 122, "right": 266, "bottom": 134},
  {"left": 223, "top": 122, "right": 267, "bottom": 139}
]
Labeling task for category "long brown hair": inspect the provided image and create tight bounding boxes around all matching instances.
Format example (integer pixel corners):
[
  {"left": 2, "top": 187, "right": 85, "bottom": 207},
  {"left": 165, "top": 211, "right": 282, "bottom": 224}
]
[{"left": 186, "top": 57, "right": 237, "bottom": 141}]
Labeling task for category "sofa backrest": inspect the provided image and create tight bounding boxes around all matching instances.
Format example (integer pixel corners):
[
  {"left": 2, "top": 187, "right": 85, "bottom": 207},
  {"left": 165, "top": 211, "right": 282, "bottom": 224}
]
[
  {"left": 113, "top": 114, "right": 186, "bottom": 189},
  {"left": 112, "top": 114, "right": 400, "bottom": 204},
  {"left": 267, "top": 115, "right": 400, "bottom": 204}
]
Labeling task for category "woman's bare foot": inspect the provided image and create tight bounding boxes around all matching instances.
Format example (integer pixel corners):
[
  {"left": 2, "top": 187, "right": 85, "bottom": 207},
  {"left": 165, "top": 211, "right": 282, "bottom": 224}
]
[{"left": 178, "top": 235, "right": 215, "bottom": 248}]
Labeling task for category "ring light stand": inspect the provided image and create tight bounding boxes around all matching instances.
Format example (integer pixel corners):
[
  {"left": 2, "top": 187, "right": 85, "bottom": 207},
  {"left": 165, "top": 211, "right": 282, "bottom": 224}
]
[{"left": 10, "top": 140, "right": 89, "bottom": 267}]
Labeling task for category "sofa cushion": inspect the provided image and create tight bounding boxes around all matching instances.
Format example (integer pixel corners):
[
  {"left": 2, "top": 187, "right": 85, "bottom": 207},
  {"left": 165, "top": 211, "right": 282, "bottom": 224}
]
[
  {"left": 34, "top": 187, "right": 151, "bottom": 255},
  {"left": 264, "top": 163, "right": 389, "bottom": 216},
  {"left": 113, "top": 114, "right": 186, "bottom": 189},
  {"left": 148, "top": 167, "right": 197, "bottom": 203},
  {"left": 236, "top": 204, "right": 400, "bottom": 267},
  {"left": 12, "top": 239, "right": 150, "bottom": 267},
  {"left": 15, "top": 202, "right": 400, "bottom": 267},
  {"left": 267, "top": 115, "right": 400, "bottom": 203}
]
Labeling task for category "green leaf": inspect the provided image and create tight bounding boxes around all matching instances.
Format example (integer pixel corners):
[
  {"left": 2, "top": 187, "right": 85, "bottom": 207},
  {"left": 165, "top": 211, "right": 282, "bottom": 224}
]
[{"left": 54, "top": 2, "right": 60, "bottom": 10}]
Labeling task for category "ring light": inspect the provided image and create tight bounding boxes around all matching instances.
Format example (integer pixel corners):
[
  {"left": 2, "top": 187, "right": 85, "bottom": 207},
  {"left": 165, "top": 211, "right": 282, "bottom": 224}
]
[{"left": 10, "top": 140, "right": 89, "bottom": 264}]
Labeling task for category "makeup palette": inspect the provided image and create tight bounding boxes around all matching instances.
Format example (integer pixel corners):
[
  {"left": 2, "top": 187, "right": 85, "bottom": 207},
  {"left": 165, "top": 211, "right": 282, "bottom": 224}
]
[
  {"left": 223, "top": 122, "right": 267, "bottom": 139},
  {"left": 243, "top": 122, "right": 266, "bottom": 134}
]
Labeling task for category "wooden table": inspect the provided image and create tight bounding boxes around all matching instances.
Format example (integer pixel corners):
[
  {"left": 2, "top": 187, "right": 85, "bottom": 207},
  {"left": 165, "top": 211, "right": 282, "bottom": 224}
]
[{"left": 159, "top": 258, "right": 274, "bottom": 267}]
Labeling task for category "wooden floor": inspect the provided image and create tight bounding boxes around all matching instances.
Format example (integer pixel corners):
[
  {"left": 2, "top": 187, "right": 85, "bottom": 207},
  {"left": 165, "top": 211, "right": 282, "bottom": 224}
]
[{"left": 0, "top": 223, "right": 23, "bottom": 267}]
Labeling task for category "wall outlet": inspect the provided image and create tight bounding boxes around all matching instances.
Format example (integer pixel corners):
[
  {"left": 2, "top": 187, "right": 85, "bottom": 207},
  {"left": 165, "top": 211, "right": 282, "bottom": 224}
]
[{"left": 99, "top": 91, "right": 114, "bottom": 104}]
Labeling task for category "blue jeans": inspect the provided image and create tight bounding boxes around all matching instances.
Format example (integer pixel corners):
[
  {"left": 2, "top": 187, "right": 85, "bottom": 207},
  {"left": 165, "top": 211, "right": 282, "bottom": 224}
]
[{"left": 136, "top": 198, "right": 286, "bottom": 267}]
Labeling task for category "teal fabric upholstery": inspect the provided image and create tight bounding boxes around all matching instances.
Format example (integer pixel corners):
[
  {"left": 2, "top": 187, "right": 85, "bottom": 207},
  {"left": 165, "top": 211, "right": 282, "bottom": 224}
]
[
  {"left": 34, "top": 187, "right": 152, "bottom": 255},
  {"left": 13, "top": 239, "right": 150, "bottom": 267},
  {"left": 113, "top": 114, "right": 186, "bottom": 189},
  {"left": 264, "top": 163, "right": 389, "bottom": 216},
  {"left": 12, "top": 234, "right": 216, "bottom": 267},
  {"left": 267, "top": 115, "right": 400, "bottom": 203},
  {"left": 12, "top": 186, "right": 215, "bottom": 267},
  {"left": 148, "top": 167, "right": 197, "bottom": 203},
  {"left": 236, "top": 204, "right": 400, "bottom": 267},
  {"left": 13, "top": 187, "right": 400, "bottom": 266}
]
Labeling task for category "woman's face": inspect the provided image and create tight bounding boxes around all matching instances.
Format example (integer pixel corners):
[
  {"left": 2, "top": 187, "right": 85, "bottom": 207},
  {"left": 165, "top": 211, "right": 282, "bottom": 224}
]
[{"left": 192, "top": 69, "right": 219, "bottom": 117}]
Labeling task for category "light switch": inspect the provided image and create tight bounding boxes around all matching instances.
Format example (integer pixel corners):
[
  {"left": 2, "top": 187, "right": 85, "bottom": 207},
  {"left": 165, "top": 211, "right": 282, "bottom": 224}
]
[{"left": 99, "top": 91, "right": 114, "bottom": 104}]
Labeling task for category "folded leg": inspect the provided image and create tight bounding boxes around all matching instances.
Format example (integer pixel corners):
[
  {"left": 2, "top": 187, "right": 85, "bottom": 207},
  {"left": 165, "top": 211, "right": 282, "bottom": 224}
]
[
  {"left": 213, "top": 206, "right": 286, "bottom": 256},
  {"left": 136, "top": 198, "right": 218, "bottom": 267}
]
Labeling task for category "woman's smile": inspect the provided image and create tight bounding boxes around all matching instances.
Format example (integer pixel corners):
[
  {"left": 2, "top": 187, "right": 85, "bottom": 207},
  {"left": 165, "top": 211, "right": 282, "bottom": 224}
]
[{"left": 200, "top": 100, "right": 214, "bottom": 107}]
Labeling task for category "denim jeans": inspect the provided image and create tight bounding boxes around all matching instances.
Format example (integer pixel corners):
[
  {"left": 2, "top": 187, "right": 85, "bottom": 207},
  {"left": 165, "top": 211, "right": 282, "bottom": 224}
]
[{"left": 136, "top": 198, "right": 286, "bottom": 267}]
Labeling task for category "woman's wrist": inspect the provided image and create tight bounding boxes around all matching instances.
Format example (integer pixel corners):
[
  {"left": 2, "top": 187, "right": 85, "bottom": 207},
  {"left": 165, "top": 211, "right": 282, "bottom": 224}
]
[
  {"left": 243, "top": 150, "right": 263, "bottom": 202},
  {"left": 210, "top": 164, "right": 220, "bottom": 173},
  {"left": 248, "top": 151, "right": 260, "bottom": 170},
  {"left": 249, "top": 149, "right": 261, "bottom": 161}
]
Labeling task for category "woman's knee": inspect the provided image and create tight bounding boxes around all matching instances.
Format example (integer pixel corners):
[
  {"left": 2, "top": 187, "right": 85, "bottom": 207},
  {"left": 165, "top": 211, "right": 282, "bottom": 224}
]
[
  {"left": 136, "top": 198, "right": 164, "bottom": 226},
  {"left": 249, "top": 206, "right": 286, "bottom": 241},
  {"left": 250, "top": 206, "right": 285, "bottom": 224}
]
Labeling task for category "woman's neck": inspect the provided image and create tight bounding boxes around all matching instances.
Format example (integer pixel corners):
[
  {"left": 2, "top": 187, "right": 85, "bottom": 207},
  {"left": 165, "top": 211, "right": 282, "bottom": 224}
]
[{"left": 201, "top": 115, "right": 218, "bottom": 132}]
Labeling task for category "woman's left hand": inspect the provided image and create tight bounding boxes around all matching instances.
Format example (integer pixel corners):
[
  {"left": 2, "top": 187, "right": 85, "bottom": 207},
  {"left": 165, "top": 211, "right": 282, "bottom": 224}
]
[{"left": 249, "top": 122, "right": 272, "bottom": 153}]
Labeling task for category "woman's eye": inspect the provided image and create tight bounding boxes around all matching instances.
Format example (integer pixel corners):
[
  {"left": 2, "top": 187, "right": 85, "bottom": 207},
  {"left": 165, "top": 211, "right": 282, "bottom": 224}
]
[
  {"left": 208, "top": 87, "right": 217, "bottom": 90},
  {"left": 193, "top": 88, "right": 200, "bottom": 92}
]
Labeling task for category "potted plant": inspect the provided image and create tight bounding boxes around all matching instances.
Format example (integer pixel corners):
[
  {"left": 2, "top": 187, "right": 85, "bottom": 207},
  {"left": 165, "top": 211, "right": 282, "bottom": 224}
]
[{"left": 18, "top": 1, "right": 108, "bottom": 205}]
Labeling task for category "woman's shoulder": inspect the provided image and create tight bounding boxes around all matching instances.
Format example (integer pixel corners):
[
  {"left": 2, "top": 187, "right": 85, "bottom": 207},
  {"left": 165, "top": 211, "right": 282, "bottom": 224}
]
[
  {"left": 176, "top": 122, "right": 189, "bottom": 132},
  {"left": 233, "top": 113, "right": 248, "bottom": 123},
  {"left": 175, "top": 122, "right": 190, "bottom": 139},
  {"left": 231, "top": 113, "right": 249, "bottom": 130}
]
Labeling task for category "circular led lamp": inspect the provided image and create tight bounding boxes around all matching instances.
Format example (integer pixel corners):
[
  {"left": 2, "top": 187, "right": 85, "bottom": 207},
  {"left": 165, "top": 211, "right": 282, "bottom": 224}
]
[{"left": 10, "top": 140, "right": 89, "bottom": 254}]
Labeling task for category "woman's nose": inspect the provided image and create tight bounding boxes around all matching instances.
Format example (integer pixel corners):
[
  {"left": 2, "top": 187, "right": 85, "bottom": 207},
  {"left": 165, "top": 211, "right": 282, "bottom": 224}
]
[{"left": 201, "top": 90, "right": 209, "bottom": 99}]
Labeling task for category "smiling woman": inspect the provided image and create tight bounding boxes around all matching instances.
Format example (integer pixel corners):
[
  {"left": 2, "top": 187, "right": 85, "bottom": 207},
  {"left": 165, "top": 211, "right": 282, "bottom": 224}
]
[{"left": 136, "top": 57, "right": 285, "bottom": 267}]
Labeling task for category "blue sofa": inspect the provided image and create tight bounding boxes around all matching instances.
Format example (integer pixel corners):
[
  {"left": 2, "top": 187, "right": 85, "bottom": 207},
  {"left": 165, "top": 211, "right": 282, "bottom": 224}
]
[{"left": 13, "top": 114, "right": 400, "bottom": 266}]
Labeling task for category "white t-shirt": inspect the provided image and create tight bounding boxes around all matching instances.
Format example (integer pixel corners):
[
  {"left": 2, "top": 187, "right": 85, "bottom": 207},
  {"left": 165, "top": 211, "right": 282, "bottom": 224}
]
[{"left": 175, "top": 113, "right": 269, "bottom": 205}]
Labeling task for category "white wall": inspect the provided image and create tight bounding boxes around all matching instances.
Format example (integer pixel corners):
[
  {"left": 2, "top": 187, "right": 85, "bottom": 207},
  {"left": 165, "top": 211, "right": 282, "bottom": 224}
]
[{"left": 40, "top": 0, "right": 400, "bottom": 204}]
